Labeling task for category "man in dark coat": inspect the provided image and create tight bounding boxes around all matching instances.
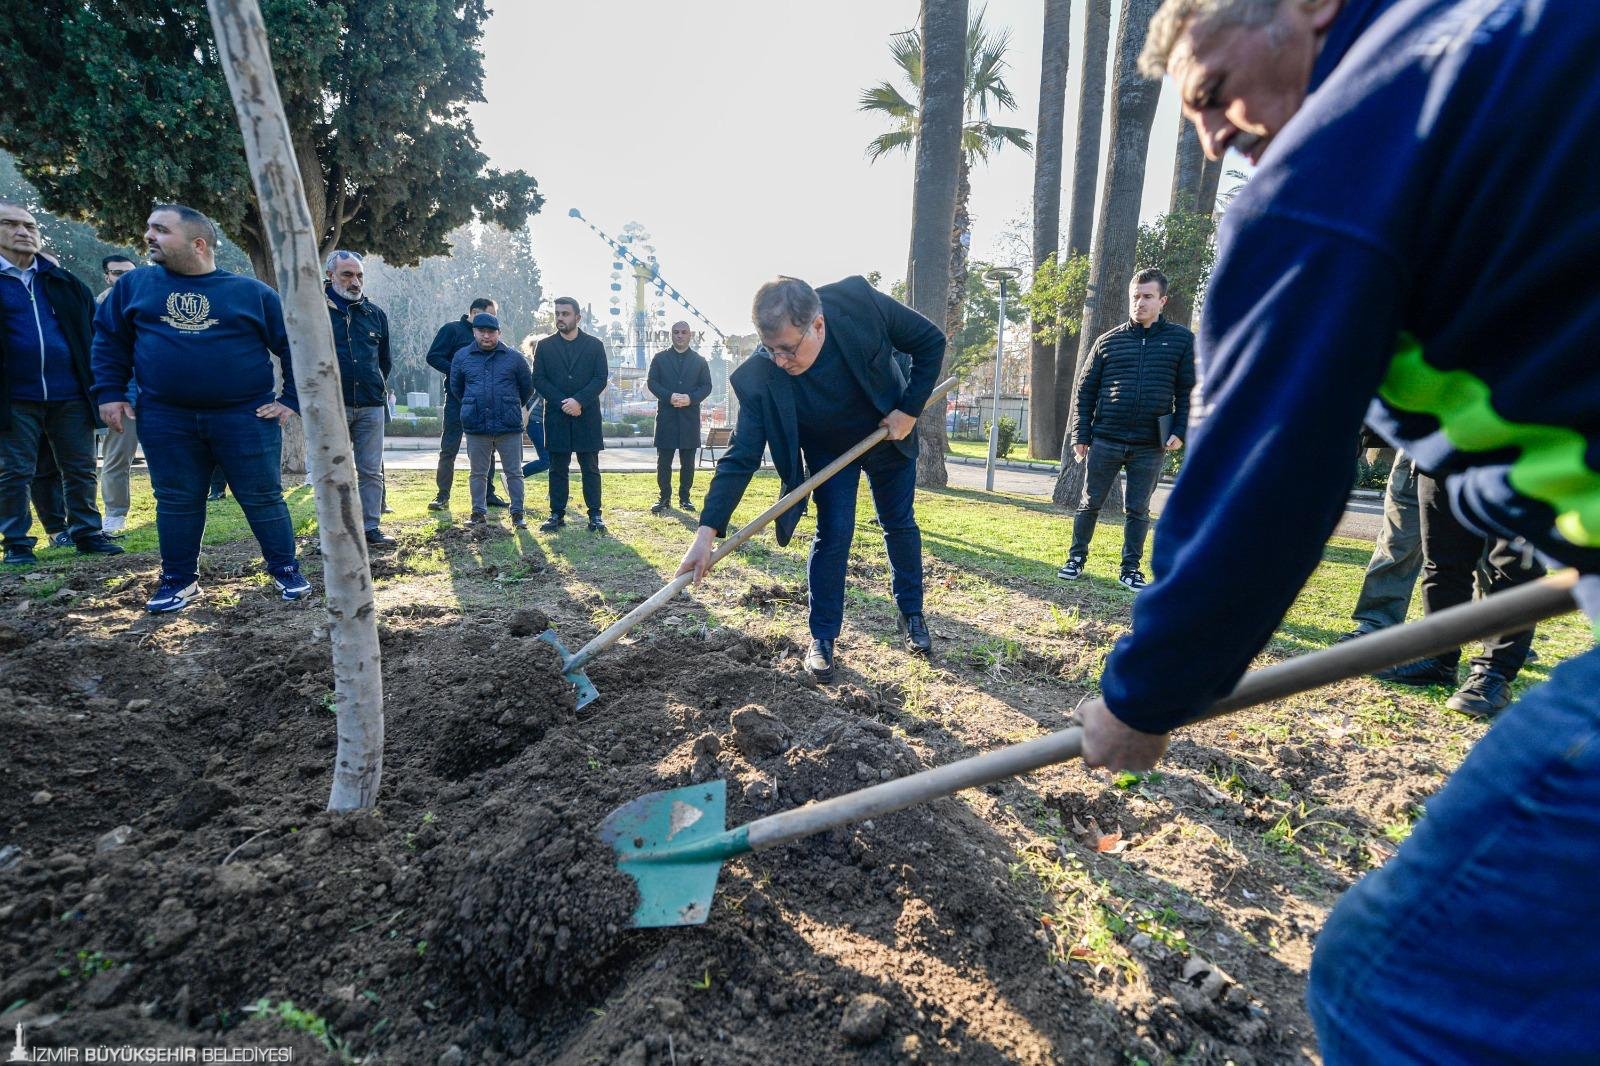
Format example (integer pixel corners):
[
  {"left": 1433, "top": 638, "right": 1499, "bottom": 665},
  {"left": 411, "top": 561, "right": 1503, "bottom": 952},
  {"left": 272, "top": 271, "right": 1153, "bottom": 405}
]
[
  {"left": 531, "top": 296, "right": 609, "bottom": 533},
  {"left": 1057, "top": 267, "right": 1194, "bottom": 591},
  {"left": 425, "top": 296, "right": 505, "bottom": 510},
  {"left": 324, "top": 250, "right": 393, "bottom": 546},
  {"left": 677, "top": 275, "right": 943, "bottom": 682},
  {"left": 646, "top": 320, "right": 712, "bottom": 514},
  {"left": 0, "top": 199, "right": 121, "bottom": 565}
]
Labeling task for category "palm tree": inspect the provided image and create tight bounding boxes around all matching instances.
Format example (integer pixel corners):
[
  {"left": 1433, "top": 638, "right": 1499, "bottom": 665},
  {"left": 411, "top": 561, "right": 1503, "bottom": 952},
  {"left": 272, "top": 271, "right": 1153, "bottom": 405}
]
[
  {"left": 861, "top": 6, "right": 1033, "bottom": 342},
  {"left": 1058, "top": 0, "right": 1111, "bottom": 438},
  {"left": 1029, "top": 0, "right": 1072, "bottom": 459}
]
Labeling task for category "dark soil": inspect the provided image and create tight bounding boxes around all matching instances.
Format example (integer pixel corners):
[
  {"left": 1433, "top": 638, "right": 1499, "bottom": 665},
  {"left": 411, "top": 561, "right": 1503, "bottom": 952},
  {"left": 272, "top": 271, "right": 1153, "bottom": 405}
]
[{"left": 0, "top": 541, "right": 1343, "bottom": 1065}]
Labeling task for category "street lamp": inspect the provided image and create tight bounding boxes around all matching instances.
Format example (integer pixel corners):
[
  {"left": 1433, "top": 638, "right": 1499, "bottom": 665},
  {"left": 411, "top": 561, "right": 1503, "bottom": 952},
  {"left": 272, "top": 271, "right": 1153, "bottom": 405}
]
[{"left": 982, "top": 266, "right": 1022, "bottom": 491}]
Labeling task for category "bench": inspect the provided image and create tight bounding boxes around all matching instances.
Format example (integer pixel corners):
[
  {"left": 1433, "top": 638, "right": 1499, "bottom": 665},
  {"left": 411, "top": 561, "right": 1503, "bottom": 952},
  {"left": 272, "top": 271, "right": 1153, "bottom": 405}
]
[{"left": 699, "top": 425, "right": 733, "bottom": 467}]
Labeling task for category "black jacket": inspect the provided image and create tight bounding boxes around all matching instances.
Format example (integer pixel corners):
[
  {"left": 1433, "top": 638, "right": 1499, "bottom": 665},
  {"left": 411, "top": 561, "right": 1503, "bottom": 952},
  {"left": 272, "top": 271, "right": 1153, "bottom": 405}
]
[
  {"left": 699, "top": 276, "right": 944, "bottom": 545},
  {"left": 1073, "top": 316, "right": 1195, "bottom": 448},
  {"left": 449, "top": 341, "right": 533, "bottom": 436},
  {"left": 648, "top": 347, "right": 712, "bottom": 450},
  {"left": 0, "top": 259, "right": 97, "bottom": 431},
  {"left": 327, "top": 289, "right": 391, "bottom": 408},
  {"left": 531, "top": 330, "right": 609, "bottom": 452},
  {"left": 426, "top": 316, "right": 475, "bottom": 401}
]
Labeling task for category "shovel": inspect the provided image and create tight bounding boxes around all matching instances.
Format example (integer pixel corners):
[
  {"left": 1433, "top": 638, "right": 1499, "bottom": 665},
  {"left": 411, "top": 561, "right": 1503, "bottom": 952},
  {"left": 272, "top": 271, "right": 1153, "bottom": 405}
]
[
  {"left": 600, "top": 569, "right": 1580, "bottom": 927},
  {"left": 539, "top": 376, "right": 960, "bottom": 709}
]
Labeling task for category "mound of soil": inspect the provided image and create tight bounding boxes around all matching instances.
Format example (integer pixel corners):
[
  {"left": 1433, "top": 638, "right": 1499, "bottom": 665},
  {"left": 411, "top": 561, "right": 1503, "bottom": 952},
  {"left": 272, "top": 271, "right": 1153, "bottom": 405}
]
[{"left": 1, "top": 555, "right": 1319, "bottom": 1064}]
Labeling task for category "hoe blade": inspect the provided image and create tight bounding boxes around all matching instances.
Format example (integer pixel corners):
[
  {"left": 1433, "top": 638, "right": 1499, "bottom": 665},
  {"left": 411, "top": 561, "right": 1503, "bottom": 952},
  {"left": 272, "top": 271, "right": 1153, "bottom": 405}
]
[
  {"left": 536, "top": 629, "right": 600, "bottom": 710},
  {"left": 599, "top": 780, "right": 741, "bottom": 928}
]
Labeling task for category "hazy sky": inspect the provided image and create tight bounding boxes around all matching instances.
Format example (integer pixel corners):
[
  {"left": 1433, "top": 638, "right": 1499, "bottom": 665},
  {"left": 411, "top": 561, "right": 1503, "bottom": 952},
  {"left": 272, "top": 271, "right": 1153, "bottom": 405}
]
[{"left": 472, "top": 1, "right": 1214, "bottom": 339}]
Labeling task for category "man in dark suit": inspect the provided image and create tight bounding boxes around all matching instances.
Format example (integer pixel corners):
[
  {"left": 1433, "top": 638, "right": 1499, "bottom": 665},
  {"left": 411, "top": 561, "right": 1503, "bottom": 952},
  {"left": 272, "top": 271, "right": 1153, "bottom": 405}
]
[
  {"left": 677, "top": 275, "right": 944, "bottom": 681},
  {"left": 647, "top": 320, "right": 712, "bottom": 514},
  {"left": 531, "top": 296, "right": 609, "bottom": 533}
]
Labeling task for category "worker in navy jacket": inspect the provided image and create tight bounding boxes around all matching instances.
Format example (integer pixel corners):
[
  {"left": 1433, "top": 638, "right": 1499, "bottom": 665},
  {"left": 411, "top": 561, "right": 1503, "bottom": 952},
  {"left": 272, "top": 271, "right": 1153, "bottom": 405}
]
[
  {"left": 1090, "top": 0, "right": 1600, "bottom": 1059},
  {"left": 680, "top": 275, "right": 943, "bottom": 682}
]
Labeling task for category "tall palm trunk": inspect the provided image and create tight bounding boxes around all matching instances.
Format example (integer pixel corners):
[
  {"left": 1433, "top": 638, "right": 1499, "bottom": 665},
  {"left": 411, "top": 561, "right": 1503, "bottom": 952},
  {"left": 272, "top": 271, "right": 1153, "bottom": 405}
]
[
  {"left": 1056, "top": 0, "right": 1111, "bottom": 440},
  {"left": 947, "top": 154, "right": 973, "bottom": 340},
  {"left": 1053, "top": 0, "right": 1163, "bottom": 510},
  {"left": 908, "top": 0, "right": 968, "bottom": 489},
  {"left": 1029, "top": 0, "right": 1071, "bottom": 459}
]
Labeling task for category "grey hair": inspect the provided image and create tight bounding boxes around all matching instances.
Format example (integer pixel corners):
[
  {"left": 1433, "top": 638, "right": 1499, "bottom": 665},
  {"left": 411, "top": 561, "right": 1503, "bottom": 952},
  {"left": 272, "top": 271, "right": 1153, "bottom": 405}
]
[
  {"left": 752, "top": 276, "right": 820, "bottom": 337},
  {"left": 324, "top": 249, "right": 363, "bottom": 273},
  {"left": 1139, "top": 0, "right": 1283, "bottom": 78}
]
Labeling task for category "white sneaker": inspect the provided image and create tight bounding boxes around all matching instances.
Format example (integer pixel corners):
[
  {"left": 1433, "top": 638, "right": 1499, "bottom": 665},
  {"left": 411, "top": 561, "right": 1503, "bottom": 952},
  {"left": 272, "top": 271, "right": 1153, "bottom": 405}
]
[{"left": 102, "top": 515, "right": 127, "bottom": 535}]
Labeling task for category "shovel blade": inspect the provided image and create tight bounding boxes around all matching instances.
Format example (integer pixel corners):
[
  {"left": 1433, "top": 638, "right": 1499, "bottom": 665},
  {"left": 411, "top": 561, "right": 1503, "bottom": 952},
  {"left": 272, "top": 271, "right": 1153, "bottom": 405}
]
[
  {"left": 536, "top": 629, "right": 600, "bottom": 710},
  {"left": 599, "top": 779, "right": 732, "bottom": 928}
]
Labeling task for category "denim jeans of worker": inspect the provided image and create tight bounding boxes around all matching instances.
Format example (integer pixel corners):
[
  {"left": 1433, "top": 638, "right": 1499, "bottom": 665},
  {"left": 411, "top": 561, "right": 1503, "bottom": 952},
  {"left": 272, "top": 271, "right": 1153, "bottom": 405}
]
[
  {"left": 436, "top": 393, "right": 496, "bottom": 500},
  {"left": 138, "top": 403, "right": 297, "bottom": 583},
  {"left": 521, "top": 418, "right": 550, "bottom": 478},
  {"left": 466, "top": 432, "right": 524, "bottom": 515},
  {"left": 548, "top": 450, "right": 601, "bottom": 519},
  {"left": 346, "top": 405, "right": 386, "bottom": 532},
  {"left": 656, "top": 446, "right": 695, "bottom": 501},
  {"left": 30, "top": 435, "right": 66, "bottom": 535},
  {"left": 1308, "top": 642, "right": 1600, "bottom": 1062},
  {"left": 99, "top": 417, "right": 140, "bottom": 520},
  {"left": 1351, "top": 451, "right": 1422, "bottom": 632},
  {"left": 1069, "top": 440, "right": 1164, "bottom": 571},
  {"left": 803, "top": 439, "right": 923, "bottom": 642},
  {"left": 0, "top": 399, "right": 102, "bottom": 551},
  {"left": 1417, "top": 472, "right": 1543, "bottom": 678}
]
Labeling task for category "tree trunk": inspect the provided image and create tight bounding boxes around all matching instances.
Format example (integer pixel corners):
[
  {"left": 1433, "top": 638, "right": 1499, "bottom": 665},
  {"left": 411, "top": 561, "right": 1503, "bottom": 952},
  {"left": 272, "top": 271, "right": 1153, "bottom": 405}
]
[
  {"left": 1052, "top": 0, "right": 1162, "bottom": 510},
  {"left": 1029, "top": 0, "right": 1071, "bottom": 460},
  {"left": 1198, "top": 155, "right": 1224, "bottom": 217},
  {"left": 1064, "top": 0, "right": 1111, "bottom": 261},
  {"left": 208, "top": 0, "right": 384, "bottom": 811},
  {"left": 947, "top": 155, "right": 972, "bottom": 340},
  {"left": 907, "top": 0, "right": 967, "bottom": 489},
  {"left": 1170, "top": 109, "right": 1205, "bottom": 214}
]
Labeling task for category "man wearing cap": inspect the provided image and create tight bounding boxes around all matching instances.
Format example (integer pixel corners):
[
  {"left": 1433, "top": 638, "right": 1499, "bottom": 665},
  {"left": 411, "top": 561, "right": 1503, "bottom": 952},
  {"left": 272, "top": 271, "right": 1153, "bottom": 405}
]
[
  {"left": 426, "top": 296, "right": 506, "bottom": 511},
  {"left": 324, "top": 250, "right": 393, "bottom": 546},
  {"left": 449, "top": 313, "right": 532, "bottom": 528},
  {"left": 531, "top": 296, "right": 609, "bottom": 533}
]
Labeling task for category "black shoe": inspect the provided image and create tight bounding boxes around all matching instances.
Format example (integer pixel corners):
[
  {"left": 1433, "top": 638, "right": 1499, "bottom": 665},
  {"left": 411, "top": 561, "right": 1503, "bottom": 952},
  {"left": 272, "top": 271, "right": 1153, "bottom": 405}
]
[
  {"left": 1118, "top": 569, "right": 1149, "bottom": 591},
  {"left": 588, "top": 516, "right": 608, "bottom": 535},
  {"left": 427, "top": 497, "right": 449, "bottom": 512},
  {"left": 1056, "top": 557, "right": 1084, "bottom": 581},
  {"left": 3, "top": 546, "right": 38, "bottom": 566},
  {"left": 485, "top": 493, "right": 509, "bottom": 509},
  {"left": 1446, "top": 669, "right": 1513, "bottom": 718},
  {"left": 511, "top": 511, "right": 528, "bottom": 530},
  {"left": 897, "top": 612, "right": 932, "bottom": 656},
  {"left": 365, "top": 528, "right": 397, "bottom": 547},
  {"left": 207, "top": 492, "right": 226, "bottom": 502},
  {"left": 679, "top": 498, "right": 696, "bottom": 514},
  {"left": 651, "top": 500, "right": 670, "bottom": 515},
  {"left": 805, "top": 639, "right": 836, "bottom": 683},
  {"left": 76, "top": 533, "right": 126, "bottom": 556},
  {"left": 1374, "top": 656, "right": 1458, "bottom": 687},
  {"left": 538, "top": 515, "right": 565, "bottom": 533},
  {"left": 1336, "top": 627, "right": 1377, "bottom": 645}
]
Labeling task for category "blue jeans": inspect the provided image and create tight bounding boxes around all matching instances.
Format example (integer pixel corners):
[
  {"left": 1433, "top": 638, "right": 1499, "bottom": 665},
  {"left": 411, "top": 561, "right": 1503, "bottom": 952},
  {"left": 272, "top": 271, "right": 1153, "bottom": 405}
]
[
  {"left": 138, "top": 404, "right": 297, "bottom": 582},
  {"left": 1308, "top": 643, "right": 1600, "bottom": 1062},
  {"left": 0, "top": 399, "right": 102, "bottom": 550},
  {"left": 347, "top": 405, "right": 385, "bottom": 531},
  {"left": 804, "top": 440, "right": 922, "bottom": 641},
  {"left": 1070, "top": 440, "right": 1164, "bottom": 571},
  {"left": 521, "top": 417, "right": 550, "bottom": 477}
]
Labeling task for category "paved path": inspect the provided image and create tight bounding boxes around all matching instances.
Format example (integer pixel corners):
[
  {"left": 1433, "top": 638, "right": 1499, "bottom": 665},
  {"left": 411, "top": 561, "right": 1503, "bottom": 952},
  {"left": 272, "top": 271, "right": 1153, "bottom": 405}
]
[{"left": 383, "top": 437, "right": 1384, "bottom": 541}]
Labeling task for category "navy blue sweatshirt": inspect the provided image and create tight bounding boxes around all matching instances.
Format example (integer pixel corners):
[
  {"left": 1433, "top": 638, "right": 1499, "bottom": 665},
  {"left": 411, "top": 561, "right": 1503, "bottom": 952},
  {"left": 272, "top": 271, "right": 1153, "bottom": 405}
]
[
  {"left": 91, "top": 266, "right": 299, "bottom": 413},
  {"left": 1101, "top": 0, "right": 1600, "bottom": 734}
]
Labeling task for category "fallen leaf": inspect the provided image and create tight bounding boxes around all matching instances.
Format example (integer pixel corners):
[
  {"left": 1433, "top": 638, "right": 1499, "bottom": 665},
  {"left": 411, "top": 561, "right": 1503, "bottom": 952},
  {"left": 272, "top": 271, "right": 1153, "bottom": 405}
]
[{"left": 1094, "top": 830, "right": 1124, "bottom": 853}]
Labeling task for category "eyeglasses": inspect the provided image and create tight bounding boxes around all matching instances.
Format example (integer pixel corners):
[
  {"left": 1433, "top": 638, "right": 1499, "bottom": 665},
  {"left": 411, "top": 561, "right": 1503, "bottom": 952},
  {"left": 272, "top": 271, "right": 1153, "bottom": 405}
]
[{"left": 763, "top": 324, "right": 812, "bottom": 362}]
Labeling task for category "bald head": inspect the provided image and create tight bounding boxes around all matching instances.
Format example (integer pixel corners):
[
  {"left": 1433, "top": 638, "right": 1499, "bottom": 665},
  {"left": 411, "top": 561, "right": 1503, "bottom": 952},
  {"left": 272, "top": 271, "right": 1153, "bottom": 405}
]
[{"left": 671, "top": 320, "right": 693, "bottom": 352}]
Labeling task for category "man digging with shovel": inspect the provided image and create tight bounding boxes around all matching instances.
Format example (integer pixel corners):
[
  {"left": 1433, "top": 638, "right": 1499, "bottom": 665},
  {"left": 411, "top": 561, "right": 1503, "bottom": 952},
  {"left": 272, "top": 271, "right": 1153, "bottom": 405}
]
[
  {"left": 677, "top": 275, "right": 945, "bottom": 682},
  {"left": 1078, "top": 0, "right": 1600, "bottom": 1059}
]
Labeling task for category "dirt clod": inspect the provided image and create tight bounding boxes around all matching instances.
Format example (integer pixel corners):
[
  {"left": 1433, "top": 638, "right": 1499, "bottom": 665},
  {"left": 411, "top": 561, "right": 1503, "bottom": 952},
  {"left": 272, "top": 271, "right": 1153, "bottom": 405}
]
[
  {"left": 841, "top": 992, "right": 890, "bottom": 1044},
  {"left": 729, "top": 704, "right": 790, "bottom": 759}
]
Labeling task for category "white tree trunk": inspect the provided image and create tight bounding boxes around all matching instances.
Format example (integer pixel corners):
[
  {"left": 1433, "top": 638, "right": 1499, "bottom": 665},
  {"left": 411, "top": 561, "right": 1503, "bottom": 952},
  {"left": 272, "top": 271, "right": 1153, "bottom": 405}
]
[{"left": 207, "top": 0, "right": 384, "bottom": 810}]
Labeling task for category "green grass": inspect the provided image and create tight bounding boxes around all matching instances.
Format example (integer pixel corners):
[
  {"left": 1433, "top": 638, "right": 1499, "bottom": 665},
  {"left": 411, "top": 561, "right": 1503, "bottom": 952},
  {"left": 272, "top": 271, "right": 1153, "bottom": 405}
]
[{"left": 946, "top": 437, "right": 1060, "bottom": 468}]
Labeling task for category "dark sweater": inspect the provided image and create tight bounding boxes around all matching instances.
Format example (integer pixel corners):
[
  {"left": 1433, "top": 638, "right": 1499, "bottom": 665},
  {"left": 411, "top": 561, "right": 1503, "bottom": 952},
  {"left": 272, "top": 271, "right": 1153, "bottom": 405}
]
[
  {"left": 425, "top": 316, "right": 475, "bottom": 400},
  {"left": 92, "top": 266, "right": 298, "bottom": 413},
  {"left": 792, "top": 338, "right": 881, "bottom": 456},
  {"left": 1073, "top": 316, "right": 1195, "bottom": 447}
]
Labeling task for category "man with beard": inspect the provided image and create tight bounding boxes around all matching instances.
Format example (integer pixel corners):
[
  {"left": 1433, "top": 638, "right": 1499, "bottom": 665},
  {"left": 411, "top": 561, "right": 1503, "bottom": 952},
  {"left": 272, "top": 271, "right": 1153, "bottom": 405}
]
[
  {"left": 324, "top": 250, "right": 393, "bottom": 546},
  {"left": 531, "top": 296, "right": 609, "bottom": 534}
]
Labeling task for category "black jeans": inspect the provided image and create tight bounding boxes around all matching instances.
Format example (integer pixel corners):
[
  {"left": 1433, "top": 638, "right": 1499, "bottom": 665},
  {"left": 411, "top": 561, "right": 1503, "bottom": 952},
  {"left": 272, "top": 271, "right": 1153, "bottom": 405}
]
[
  {"left": 548, "top": 450, "right": 601, "bottom": 519},
  {"left": 435, "top": 394, "right": 496, "bottom": 499},
  {"left": 31, "top": 436, "right": 66, "bottom": 535},
  {"left": 1417, "top": 472, "right": 1543, "bottom": 678},
  {"left": 1069, "top": 440, "right": 1164, "bottom": 571},
  {"left": 0, "top": 399, "right": 102, "bottom": 551},
  {"left": 656, "top": 446, "right": 695, "bottom": 502}
]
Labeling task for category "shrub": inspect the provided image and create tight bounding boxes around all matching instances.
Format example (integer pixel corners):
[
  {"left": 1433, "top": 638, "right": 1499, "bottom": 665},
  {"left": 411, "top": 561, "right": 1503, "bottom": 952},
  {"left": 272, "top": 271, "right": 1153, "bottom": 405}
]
[
  {"left": 403, "top": 405, "right": 439, "bottom": 419},
  {"left": 985, "top": 416, "right": 1019, "bottom": 458},
  {"left": 387, "top": 417, "right": 442, "bottom": 436}
]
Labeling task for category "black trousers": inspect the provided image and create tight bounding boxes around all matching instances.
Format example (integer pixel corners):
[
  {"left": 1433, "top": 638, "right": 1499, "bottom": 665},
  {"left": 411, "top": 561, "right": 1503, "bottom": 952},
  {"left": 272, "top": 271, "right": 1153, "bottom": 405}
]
[
  {"left": 548, "top": 450, "right": 601, "bottom": 519},
  {"left": 1417, "top": 472, "right": 1543, "bottom": 678},
  {"left": 656, "top": 446, "right": 695, "bottom": 502}
]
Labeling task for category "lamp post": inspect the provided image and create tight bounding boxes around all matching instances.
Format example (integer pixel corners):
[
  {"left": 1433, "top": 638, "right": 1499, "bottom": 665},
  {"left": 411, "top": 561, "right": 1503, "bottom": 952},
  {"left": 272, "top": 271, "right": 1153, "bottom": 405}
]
[{"left": 982, "top": 266, "right": 1022, "bottom": 491}]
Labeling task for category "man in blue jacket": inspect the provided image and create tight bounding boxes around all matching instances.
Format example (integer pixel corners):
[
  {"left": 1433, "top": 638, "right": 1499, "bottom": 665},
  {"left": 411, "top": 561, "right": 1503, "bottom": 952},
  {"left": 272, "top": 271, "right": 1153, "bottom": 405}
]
[
  {"left": 677, "top": 276, "right": 944, "bottom": 681},
  {"left": 93, "top": 204, "right": 310, "bottom": 612},
  {"left": 425, "top": 296, "right": 506, "bottom": 511},
  {"left": 1082, "top": 0, "right": 1600, "bottom": 1059},
  {"left": 323, "top": 250, "right": 393, "bottom": 547},
  {"left": 449, "top": 313, "right": 532, "bottom": 527},
  {"left": 0, "top": 200, "right": 122, "bottom": 565}
]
